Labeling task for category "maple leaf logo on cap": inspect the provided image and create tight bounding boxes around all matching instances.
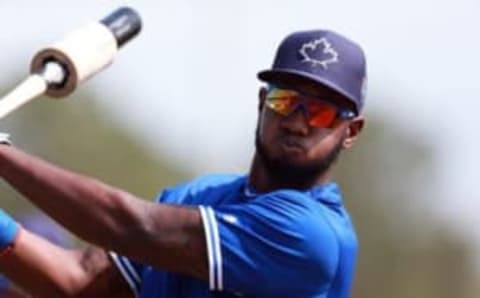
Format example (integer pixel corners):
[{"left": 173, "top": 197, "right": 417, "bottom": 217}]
[{"left": 299, "top": 38, "right": 339, "bottom": 70}]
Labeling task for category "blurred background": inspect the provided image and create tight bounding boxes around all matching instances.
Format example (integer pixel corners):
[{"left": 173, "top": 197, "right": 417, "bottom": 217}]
[{"left": 0, "top": 0, "right": 479, "bottom": 297}]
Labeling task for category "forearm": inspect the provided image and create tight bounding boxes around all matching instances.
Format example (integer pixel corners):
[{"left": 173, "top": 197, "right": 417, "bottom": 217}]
[
  {"left": 0, "top": 228, "right": 93, "bottom": 297},
  {"left": 0, "top": 145, "right": 145, "bottom": 250},
  {"left": 0, "top": 145, "right": 207, "bottom": 278}
]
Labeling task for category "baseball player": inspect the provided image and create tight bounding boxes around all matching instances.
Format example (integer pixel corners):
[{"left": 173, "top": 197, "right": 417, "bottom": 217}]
[{"left": 0, "top": 29, "right": 366, "bottom": 298}]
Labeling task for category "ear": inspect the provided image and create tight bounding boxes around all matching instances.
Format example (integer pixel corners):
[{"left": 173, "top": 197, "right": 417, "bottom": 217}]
[
  {"left": 258, "top": 86, "right": 267, "bottom": 111},
  {"left": 343, "top": 116, "right": 365, "bottom": 149}
]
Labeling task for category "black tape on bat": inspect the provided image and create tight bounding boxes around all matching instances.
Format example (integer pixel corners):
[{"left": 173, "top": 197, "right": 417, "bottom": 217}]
[{"left": 101, "top": 7, "right": 142, "bottom": 48}]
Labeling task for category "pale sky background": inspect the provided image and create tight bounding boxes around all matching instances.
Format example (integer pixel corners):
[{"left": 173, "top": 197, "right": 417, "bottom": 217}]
[{"left": 0, "top": 1, "right": 479, "bottom": 242}]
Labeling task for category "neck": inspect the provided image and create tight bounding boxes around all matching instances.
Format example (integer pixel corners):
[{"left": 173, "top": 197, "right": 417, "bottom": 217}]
[{"left": 248, "top": 153, "right": 333, "bottom": 193}]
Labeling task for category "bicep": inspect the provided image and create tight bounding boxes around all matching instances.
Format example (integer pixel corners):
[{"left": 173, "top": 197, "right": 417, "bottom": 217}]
[{"left": 116, "top": 201, "right": 208, "bottom": 281}]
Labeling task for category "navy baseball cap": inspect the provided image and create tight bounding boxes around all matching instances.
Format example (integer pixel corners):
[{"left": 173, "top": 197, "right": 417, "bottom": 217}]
[{"left": 258, "top": 30, "right": 367, "bottom": 115}]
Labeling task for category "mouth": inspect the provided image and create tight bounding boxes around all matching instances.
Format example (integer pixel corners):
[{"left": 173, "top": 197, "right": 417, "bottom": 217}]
[{"left": 279, "top": 136, "right": 307, "bottom": 154}]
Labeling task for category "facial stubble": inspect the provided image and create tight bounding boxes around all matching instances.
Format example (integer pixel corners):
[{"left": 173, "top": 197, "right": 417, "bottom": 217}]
[{"left": 255, "top": 127, "right": 344, "bottom": 188}]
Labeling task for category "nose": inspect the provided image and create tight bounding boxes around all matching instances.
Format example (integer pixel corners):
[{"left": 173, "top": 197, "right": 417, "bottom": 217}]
[{"left": 280, "top": 105, "right": 310, "bottom": 135}]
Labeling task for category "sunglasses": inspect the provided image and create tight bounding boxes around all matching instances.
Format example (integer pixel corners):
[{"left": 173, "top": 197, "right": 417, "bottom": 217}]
[{"left": 264, "top": 86, "right": 355, "bottom": 128}]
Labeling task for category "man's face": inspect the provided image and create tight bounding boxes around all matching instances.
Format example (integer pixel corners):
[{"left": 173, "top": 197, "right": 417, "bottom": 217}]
[{"left": 255, "top": 81, "right": 364, "bottom": 186}]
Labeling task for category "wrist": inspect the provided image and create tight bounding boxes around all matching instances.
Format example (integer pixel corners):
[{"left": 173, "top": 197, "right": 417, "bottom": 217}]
[
  {"left": 0, "top": 210, "right": 20, "bottom": 252},
  {"left": 0, "top": 228, "right": 22, "bottom": 259}
]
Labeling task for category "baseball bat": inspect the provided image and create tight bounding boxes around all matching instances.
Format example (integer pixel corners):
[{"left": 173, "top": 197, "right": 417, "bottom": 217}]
[{"left": 0, "top": 7, "right": 142, "bottom": 120}]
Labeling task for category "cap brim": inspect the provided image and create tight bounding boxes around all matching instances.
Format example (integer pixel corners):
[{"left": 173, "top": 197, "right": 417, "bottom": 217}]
[{"left": 257, "top": 69, "right": 359, "bottom": 115}]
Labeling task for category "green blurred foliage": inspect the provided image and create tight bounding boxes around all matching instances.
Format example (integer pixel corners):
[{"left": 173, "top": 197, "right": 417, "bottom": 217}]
[{"left": 335, "top": 118, "right": 475, "bottom": 298}]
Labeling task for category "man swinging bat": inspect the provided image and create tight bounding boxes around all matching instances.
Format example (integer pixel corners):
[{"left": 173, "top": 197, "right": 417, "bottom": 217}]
[{"left": 0, "top": 29, "right": 367, "bottom": 298}]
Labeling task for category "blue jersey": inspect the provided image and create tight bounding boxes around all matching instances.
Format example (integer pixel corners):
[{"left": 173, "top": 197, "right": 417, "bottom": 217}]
[{"left": 111, "top": 174, "right": 358, "bottom": 298}]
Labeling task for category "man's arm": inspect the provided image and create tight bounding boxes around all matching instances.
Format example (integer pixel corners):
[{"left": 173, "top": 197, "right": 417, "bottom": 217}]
[
  {"left": 0, "top": 227, "right": 132, "bottom": 297},
  {"left": 0, "top": 145, "right": 208, "bottom": 280}
]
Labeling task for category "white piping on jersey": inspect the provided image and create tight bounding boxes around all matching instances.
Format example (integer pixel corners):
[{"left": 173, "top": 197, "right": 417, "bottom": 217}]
[
  {"left": 207, "top": 207, "right": 223, "bottom": 290},
  {"left": 109, "top": 252, "right": 140, "bottom": 298},
  {"left": 199, "top": 206, "right": 216, "bottom": 290},
  {"left": 121, "top": 256, "right": 141, "bottom": 285}
]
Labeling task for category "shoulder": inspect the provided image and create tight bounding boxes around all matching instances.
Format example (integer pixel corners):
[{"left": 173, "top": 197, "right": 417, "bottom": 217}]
[
  {"left": 215, "top": 189, "right": 342, "bottom": 264},
  {"left": 274, "top": 189, "right": 357, "bottom": 254},
  {"left": 254, "top": 190, "right": 341, "bottom": 255},
  {"left": 156, "top": 174, "right": 245, "bottom": 204},
  {"left": 206, "top": 190, "right": 342, "bottom": 295}
]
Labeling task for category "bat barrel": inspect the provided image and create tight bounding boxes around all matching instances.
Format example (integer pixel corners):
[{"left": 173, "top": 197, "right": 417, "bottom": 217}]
[{"left": 30, "top": 6, "right": 142, "bottom": 98}]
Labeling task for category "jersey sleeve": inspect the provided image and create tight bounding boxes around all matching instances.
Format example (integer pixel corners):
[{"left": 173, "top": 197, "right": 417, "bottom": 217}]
[{"left": 199, "top": 192, "right": 340, "bottom": 297}]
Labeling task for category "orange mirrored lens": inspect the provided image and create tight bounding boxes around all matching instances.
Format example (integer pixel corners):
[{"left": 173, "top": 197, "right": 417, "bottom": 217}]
[
  {"left": 305, "top": 101, "right": 337, "bottom": 127},
  {"left": 265, "top": 88, "right": 339, "bottom": 128},
  {"left": 265, "top": 97, "right": 299, "bottom": 116}
]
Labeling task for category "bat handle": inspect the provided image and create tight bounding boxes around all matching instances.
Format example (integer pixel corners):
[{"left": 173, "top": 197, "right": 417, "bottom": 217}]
[
  {"left": 0, "top": 75, "right": 47, "bottom": 120},
  {"left": 40, "top": 61, "right": 67, "bottom": 86}
]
